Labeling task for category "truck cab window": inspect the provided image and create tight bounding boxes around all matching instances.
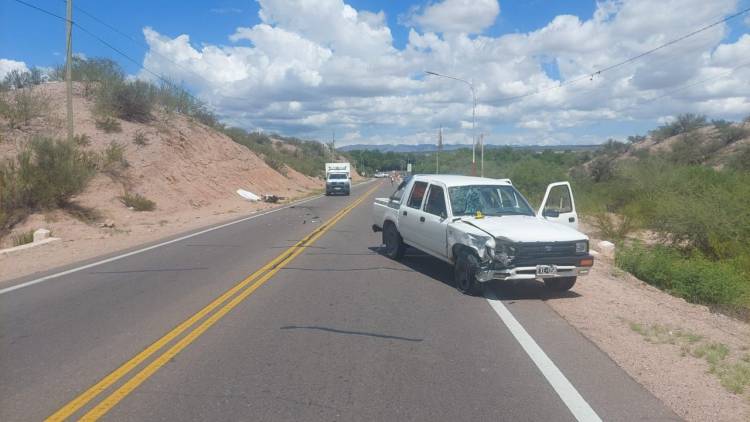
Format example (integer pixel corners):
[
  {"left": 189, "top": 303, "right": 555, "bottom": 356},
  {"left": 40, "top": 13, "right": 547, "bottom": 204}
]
[
  {"left": 407, "top": 181, "right": 428, "bottom": 209},
  {"left": 389, "top": 176, "right": 412, "bottom": 203},
  {"left": 424, "top": 185, "right": 447, "bottom": 217}
]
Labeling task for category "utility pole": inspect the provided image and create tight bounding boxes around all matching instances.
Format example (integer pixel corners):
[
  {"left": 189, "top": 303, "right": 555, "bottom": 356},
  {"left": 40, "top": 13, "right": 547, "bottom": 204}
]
[
  {"left": 470, "top": 79, "right": 476, "bottom": 177},
  {"left": 65, "top": 0, "right": 74, "bottom": 140},
  {"left": 479, "top": 133, "right": 485, "bottom": 177},
  {"left": 329, "top": 130, "right": 335, "bottom": 161},
  {"left": 436, "top": 126, "right": 442, "bottom": 174}
]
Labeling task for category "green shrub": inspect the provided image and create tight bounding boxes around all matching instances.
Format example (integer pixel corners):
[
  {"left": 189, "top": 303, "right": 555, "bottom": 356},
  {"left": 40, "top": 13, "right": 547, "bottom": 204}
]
[
  {"left": 133, "top": 131, "right": 148, "bottom": 147},
  {"left": 650, "top": 113, "right": 708, "bottom": 142},
  {"left": 101, "top": 141, "right": 128, "bottom": 173},
  {"left": 119, "top": 193, "right": 155, "bottom": 211},
  {"left": 591, "top": 213, "right": 635, "bottom": 242},
  {"left": 53, "top": 57, "right": 123, "bottom": 84},
  {"left": 616, "top": 244, "right": 749, "bottom": 310},
  {"left": 728, "top": 145, "right": 750, "bottom": 172},
  {"left": 52, "top": 57, "right": 125, "bottom": 98},
  {"left": 715, "top": 125, "right": 748, "bottom": 146},
  {"left": 716, "top": 361, "right": 750, "bottom": 394},
  {"left": 668, "top": 132, "right": 707, "bottom": 165},
  {"left": 0, "top": 137, "right": 96, "bottom": 230},
  {"left": 12, "top": 230, "right": 34, "bottom": 246},
  {"left": 95, "top": 116, "right": 122, "bottom": 133},
  {"left": 1, "top": 68, "right": 43, "bottom": 91},
  {"left": 73, "top": 134, "right": 91, "bottom": 147},
  {"left": 154, "top": 81, "right": 218, "bottom": 126},
  {"left": 627, "top": 135, "right": 647, "bottom": 144},
  {"left": 223, "top": 128, "right": 333, "bottom": 178},
  {"left": 96, "top": 80, "right": 154, "bottom": 122},
  {"left": 578, "top": 158, "right": 750, "bottom": 261},
  {"left": 589, "top": 156, "right": 616, "bottom": 182},
  {"left": 0, "top": 88, "right": 48, "bottom": 128}
]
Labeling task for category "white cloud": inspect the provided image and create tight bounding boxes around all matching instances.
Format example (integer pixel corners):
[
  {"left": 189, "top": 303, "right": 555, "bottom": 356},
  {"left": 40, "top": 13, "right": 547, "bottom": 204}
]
[
  {"left": 0, "top": 58, "right": 28, "bottom": 78},
  {"left": 405, "top": 0, "right": 500, "bottom": 34},
  {"left": 139, "top": 0, "right": 750, "bottom": 145},
  {"left": 257, "top": 0, "right": 394, "bottom": 57}
]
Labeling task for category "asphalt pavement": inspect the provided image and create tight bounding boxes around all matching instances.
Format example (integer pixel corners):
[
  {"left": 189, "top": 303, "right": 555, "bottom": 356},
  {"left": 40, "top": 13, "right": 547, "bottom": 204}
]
[{"left": 0, "top": 181, "right": 680, "bottom": 421}]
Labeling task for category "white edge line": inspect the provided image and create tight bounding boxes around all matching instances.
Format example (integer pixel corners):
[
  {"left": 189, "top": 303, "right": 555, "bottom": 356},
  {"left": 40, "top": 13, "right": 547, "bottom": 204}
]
[
  {"left": 485, "top": 291, "right": 602, "bottom": 422},
  {"left": 0, "top": 181, "right": 373, "bottom": 296}
]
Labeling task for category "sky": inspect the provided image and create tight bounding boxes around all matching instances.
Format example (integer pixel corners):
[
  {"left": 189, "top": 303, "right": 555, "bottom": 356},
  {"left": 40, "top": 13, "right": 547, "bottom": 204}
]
[{"left": 2, "top": 0, "right": 750, "bottom": 146}]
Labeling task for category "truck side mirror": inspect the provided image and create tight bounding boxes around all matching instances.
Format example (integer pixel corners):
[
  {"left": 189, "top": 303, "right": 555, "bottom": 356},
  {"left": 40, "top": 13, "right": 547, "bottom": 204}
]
[
  {"left": 440, "top": 211, "right": 447, "bottom": 220},
  {"left": 542, "top": 209, "right": 560, "bottom": 218}
]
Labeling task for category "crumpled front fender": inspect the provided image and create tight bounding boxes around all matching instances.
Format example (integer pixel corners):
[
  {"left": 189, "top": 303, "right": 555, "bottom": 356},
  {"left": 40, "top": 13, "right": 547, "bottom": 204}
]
[{"left": 447, "top": 222, "right": 496, "bottom": 261}]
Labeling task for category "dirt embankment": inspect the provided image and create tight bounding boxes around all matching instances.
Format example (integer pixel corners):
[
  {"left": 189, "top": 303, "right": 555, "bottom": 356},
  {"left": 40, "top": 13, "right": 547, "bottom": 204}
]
[{"left": 0, "top": 82, "right": 324, "bottom": 281}]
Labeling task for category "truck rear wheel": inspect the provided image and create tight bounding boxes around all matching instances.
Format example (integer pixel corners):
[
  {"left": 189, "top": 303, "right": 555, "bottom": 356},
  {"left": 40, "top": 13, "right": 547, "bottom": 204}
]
[
  {"left": 454, "top": 251, "right": 480, "bottom": 295},
  {"left": 543, "top": 276, "right": 577, "bottom": 291},
  {"left": 383, "top": 223, "right": 405, "bottom": 260}
]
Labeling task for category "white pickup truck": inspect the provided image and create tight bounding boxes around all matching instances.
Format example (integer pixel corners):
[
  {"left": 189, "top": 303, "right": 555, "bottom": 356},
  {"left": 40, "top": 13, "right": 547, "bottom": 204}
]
[{"left": 372, "top": 175, "right": 594, "bottom": 294}]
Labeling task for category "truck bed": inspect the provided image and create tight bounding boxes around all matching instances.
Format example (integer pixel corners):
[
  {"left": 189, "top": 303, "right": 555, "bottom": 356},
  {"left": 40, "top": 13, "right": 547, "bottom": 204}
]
[{"left": 372, "top": 197, "right": 398, "bottom": 231}]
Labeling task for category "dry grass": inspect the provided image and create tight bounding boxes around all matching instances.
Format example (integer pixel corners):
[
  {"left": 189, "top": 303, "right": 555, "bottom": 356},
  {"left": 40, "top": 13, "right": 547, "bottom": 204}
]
[
  {"left": 0, "top": 88, "right": 49, "bottom": 128},
  {"left": 119, "top": 193, "right": 155, "bottom": 211},
  {"left": 133, "top": 130, "right": 148, "bottom": 147},
  {"left": 11, "top": 230, "right": 34, "bottom": 246},
  {"left": 592, "top": 212, "right": 636, "bottom": 242},
  {"left": 630, "top": 321, "right": 750, "bottom": 395},
  {"left": 95, "top": 116, "right": 122, "bottom": 133}
]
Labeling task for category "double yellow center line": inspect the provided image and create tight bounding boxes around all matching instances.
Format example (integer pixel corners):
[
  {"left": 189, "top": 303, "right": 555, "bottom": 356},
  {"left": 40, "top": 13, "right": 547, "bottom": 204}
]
[{"left": 47, "top": 183, "right": 380, "bottom": 421}]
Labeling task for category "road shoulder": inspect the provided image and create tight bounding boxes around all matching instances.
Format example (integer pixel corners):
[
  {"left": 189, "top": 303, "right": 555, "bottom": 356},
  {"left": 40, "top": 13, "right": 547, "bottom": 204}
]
[{"left": 547, "top": 253, "right": 750, "bottom": 422}]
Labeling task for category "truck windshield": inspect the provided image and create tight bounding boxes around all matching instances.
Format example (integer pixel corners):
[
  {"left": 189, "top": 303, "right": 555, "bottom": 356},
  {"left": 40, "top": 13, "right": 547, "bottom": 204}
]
[
  {"left": 328, "top": 173, "right": 348, "bottom": 179},
  {"left": 448, "top": 185, "right": 535, "bottom": 217}
]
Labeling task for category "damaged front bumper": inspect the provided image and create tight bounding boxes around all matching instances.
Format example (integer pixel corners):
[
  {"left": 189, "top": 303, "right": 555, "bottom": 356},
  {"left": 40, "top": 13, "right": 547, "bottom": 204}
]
[{"left": 474, "top": 255, "right": 594, "bottom": 283}]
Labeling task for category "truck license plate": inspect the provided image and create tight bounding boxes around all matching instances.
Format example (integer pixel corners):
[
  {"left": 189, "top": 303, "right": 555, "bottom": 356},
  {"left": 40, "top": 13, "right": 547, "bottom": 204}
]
[{"left": 536, "top": 265, "right": 557, "bottom": 276}]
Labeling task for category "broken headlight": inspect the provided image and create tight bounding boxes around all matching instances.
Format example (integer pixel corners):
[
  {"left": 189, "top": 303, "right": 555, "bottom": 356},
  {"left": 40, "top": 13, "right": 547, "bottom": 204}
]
[{"left": 489, "top": 239, "right": 516, "bottom": 267}]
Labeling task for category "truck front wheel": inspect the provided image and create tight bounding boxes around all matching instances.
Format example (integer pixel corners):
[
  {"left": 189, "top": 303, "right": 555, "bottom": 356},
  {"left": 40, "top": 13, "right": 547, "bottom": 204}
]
[
  {"left": 454, "top": 251, "right": 480, "bottom": 295},
  {"left": 383, "top": 223, "right": 405, "bottom": 260},
  {"left": 543, "top": 277, "right": 577, "bottom": 291}
]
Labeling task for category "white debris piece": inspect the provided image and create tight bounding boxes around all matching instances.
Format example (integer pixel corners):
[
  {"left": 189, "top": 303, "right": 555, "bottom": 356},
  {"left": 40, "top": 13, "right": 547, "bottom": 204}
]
[
  {"left": 597, "top": 240, "right": 616, "bottom": 259},
  {"left": 236, "top": 189, "right": 260, "bottom": 202},
  {"left": 33, "top": 229, "right": 51, "bottom": 243}
]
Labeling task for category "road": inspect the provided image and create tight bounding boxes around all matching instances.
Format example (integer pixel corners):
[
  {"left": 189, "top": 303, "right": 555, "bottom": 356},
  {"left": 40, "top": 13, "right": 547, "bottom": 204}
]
[{"left": 0, "top": 181, "right": 679, "bottom": 421}]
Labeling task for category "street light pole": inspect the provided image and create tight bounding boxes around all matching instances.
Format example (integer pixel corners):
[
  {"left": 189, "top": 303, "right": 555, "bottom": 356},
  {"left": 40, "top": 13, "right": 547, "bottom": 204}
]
[{"left": 425, "top": 71, "right": 477, "bottom": 176}]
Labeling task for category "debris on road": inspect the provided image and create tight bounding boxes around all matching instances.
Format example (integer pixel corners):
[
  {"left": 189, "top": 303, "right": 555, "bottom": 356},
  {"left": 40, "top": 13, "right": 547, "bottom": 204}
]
[
  {"left": 262, "top": 194, "right": 286, "bottom": 203},
  {"left": 237, "top": 189, "right": 261, "bottom": 202}
]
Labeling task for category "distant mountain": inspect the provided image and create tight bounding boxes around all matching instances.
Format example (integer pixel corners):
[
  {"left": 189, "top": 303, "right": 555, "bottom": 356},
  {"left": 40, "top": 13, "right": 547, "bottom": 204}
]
[{"left": 340, "top": 143, "right": 601, "bottom": 153}]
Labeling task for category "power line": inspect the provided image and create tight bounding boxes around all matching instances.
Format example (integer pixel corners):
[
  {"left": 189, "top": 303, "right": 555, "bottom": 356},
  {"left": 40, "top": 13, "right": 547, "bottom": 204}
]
[
  {"left": 65, "top": 0, "right": 209, "bottom": 86},
  {"left": 12, "top": 1, "right": 190, "bottom": 92},
  {"left": 624, "top": 59, "right": 750, "bottom": 112},
  {"left": 12, "top": 0, "right": 248, "bottom": 109},
  {"left": 494, "top": 5, "right": 750, "bottom": 104},
  {"left": 13, "top": 0, "right": 67, "bottom": 21},
  {"left": 65, "top": 2, "right": 255, "bottom": 103}
]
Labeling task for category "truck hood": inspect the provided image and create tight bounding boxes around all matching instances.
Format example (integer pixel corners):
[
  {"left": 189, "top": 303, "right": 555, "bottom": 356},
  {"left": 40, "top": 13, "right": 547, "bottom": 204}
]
[{"left": 460, "top": 215, "right": 587, "bottom": 243}]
